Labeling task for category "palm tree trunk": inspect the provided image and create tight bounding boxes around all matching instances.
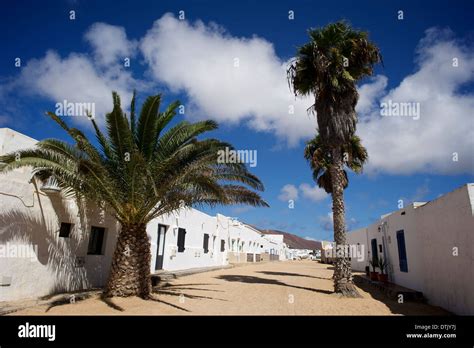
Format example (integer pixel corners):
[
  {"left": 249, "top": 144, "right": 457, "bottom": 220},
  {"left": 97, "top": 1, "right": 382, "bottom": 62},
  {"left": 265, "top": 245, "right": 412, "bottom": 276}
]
[
  {"left": 104, "top": 223, "right": 152, "bottom": 298},
  {"left": 330, "top": 146, "right": 361, "bottom": 297}
]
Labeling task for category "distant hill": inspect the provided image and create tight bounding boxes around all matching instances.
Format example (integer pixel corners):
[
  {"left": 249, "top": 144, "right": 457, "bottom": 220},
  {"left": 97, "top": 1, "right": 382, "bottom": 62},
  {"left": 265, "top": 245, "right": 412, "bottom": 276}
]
[{"left": 258, "top": 228, "right": 322, "bottom": 250}]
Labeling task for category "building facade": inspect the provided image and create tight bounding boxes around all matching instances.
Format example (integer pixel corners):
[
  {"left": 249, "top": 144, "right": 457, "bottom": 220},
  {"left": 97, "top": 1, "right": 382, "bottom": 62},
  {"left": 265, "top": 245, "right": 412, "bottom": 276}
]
[{"left": 347, "top": 184, "right": 474, "bottom": 315}]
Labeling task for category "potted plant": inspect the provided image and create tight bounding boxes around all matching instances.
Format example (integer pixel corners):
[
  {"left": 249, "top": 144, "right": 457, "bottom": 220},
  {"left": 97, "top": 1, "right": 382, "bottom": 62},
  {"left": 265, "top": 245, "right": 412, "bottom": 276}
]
[
  {"left": 369, "top": 257, "right": 379, "bottom": 281},
  {"left": 377, "top": 257, "right": 389, "bottom": 283}
]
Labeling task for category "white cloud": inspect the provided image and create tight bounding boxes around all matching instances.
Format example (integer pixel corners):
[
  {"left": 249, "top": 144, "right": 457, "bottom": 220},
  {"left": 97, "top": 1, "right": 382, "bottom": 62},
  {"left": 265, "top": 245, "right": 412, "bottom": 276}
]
[
  {"left": 279, "top": 182, "right": 328, "bottom": 202},
  {"left": 140, "top": 16, "right": 473, "bottom": 174},
  {"left": 356, "top": 75, "right": 388, "bottom": 116},
  {"left": 140, "top": 13, "right": 314, "bottom": 146},
  {"left": 318, "top": 212, "right": 358, "bottom": 232},
  {"left": 357, "top": 28, "right": 474, "bottom": 175},
  {"left": 84, "top": 23, "right": 137, "bottom": 66},
  {"left": 299, "top": 183, "right": 328, "bottom": 202},
  {"left": 3, "top": 16, "right": 473, "bottom": 176},
  {"left": 304, "top": 236, "right": 317, "bottom": 241},
  {"left": 278, "top": 184, "right": 298, "bottom": 201},
  {"left": 1, "top": 23, "right": 143, "bottom": 127},
  {"left": 12, "top": 50, "right": 138, "bottom": 125}
]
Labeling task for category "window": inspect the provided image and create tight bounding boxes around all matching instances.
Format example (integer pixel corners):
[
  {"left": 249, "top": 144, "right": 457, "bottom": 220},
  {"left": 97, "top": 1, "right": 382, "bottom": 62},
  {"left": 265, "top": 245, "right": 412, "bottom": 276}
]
[
  {"left": 59, "top": 222, "right": 72, "bottom": 238},
  {"left": 177, "top": 228, "right": 186, "bottom": 252},
  {"left": 396, "top": 230, "right": 408, "bottom": 272},
  {"left": 220, "top": 239, "right": 225, "bottom": 252},
  {"left": 87, "top": 226, "right": 105, "bottom": 255},
  {"left": 203, "top": 233, "right": 209, "bottom": 253},
  {"left": 370, "top": 238, "right": 378, "bottom": 263},
  {"left": 378, "top": 244, "right": 383, "bottom": 253}
]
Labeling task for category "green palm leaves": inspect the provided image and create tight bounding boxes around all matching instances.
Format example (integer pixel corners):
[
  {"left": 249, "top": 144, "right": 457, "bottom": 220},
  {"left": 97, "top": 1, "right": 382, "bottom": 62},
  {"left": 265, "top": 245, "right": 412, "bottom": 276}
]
[
  {"left": 304, "top": 135, "right": 368, "bottom": 193},
  {"left": 287, "top": 21, "right": 382, "bottom": 145},
  {"left": 0, "top": 92, "right": 268, "bottom": 226},
  {"left": 288, "top": 21, "right": 382, "bottom": 98}
]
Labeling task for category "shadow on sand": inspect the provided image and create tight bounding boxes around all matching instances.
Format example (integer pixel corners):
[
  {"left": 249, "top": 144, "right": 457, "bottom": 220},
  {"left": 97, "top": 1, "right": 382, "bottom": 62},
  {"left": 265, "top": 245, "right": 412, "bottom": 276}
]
[
  {"left": 257, "top": 271, "right": 332, "bottom": 281},
  {"left": 215, "top": 274, "right": 334, "bottom": 295}
]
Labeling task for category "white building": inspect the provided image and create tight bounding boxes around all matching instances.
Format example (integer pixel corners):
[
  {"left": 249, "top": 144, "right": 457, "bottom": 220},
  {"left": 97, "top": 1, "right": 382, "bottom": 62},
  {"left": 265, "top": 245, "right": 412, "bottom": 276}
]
[
  {"left": 0, "top": 129, "right": 121, "bottom": 301},
  {"left": 0, "top": 128, "right": 287, "bottom": 302},
  {"left": 347, "top": 184, "right": 474, "bottom": 315},
  {"left": 259, "top": 233, "right": 290, "bottom": 261}
]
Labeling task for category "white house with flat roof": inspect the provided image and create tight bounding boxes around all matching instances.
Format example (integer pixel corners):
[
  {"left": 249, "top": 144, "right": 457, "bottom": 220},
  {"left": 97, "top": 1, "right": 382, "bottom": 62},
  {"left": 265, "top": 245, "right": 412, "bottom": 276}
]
[
  {"left": 347, "top": 184, "right": 474, "bottom": 315},
  {"left": 0, "top": 128, "right": 121, "bottom": 301},
  {"left": 0, "top": 128, "right": 287, "bottom": 302}
]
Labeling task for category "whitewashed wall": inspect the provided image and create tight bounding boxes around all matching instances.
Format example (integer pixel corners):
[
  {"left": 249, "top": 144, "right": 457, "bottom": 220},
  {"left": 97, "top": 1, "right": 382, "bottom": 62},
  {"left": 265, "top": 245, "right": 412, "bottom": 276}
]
[
  {"left": 147, "top": 210, "right": 283, "bottom": 270},
  {"left": 147, "top": 208, "right": 229, "bottom": 272},
  {"left": 416, "top": 184, "right": 474, "bottom": 315},
  {"left": 0, "top": 129, "right": 119, "bottom": 302},
  {"left": 347, "top": 184, "right": 474, "bottom": 315},
  {"left": 261, "top": 234, "right": 288, "bottom": 260},
  {"left": 346, "top": 227, "right": 369, "bottom": 271}
]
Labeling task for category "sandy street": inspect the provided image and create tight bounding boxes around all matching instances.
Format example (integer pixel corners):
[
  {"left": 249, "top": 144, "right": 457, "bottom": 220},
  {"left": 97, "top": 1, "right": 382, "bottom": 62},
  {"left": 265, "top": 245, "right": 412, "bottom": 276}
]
[{"left": 7, "top": 261, "right": 448, "bottom": 315}]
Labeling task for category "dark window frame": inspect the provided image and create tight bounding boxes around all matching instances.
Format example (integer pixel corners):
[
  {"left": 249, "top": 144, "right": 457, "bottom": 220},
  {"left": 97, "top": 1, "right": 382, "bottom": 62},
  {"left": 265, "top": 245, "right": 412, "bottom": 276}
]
[
  {"left": 220, "top": 239, "right": 225, "bottom": 252},
  {"left": 371, "top": 238, "right": 379, "bottom": 264},
  {"left": 177, "top": 228, "right": 186, "bottom": 252},
  {"left": 203, "top": 233, "right": 209, "bottom": 253},
  {"left": 396, "top": 230, "right": 409, "bottom": 272},
  {"left": 59, "top": 222, "right": 73, "bottom": 238},
  {"left": 87, "top": 226, "right": 106, "bottom": 255}
]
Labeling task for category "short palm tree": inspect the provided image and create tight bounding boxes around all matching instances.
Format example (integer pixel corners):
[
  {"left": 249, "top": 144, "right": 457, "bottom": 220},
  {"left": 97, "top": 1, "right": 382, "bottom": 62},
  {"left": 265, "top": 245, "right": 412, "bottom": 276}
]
[
  {"left": 0, "top": 92, "right": 268, "bottom": 298},
  {"left": 304, "top": 134, "right": 368, "bottom": 194},
  {"left": 288, "top": 21, "right": 381, "bottom": 296}
]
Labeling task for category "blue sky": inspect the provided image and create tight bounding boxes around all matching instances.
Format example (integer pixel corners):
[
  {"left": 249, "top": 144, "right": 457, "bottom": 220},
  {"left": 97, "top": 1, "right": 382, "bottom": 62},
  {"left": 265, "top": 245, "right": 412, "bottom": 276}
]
[{"left": 1, "top": 0, "right": 473, "bottom": 241}]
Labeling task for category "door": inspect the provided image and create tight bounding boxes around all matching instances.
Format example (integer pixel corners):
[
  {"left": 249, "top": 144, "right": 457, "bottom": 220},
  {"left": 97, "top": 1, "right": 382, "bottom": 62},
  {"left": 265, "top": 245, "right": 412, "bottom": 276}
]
[
  {"left": 155, "top": 224, "right": 167, "bottom": 270},
  {"left": 396, "top": 230, "right": 408, "bottom": 272},
  {"left": 370, "top": 238, "right": 378, "bottom": 263}
]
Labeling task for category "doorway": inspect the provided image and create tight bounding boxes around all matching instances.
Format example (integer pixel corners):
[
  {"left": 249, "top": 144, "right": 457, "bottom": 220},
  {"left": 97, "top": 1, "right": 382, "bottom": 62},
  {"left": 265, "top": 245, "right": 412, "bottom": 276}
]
[{"left": 155, "top": 224, "right": 167, "bottom": 270}]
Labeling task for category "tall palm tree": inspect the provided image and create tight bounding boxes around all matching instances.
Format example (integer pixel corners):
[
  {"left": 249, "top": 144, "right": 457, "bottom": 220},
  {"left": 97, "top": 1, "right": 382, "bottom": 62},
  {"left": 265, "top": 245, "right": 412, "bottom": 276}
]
[
  {"left": 0, "top": 92, "right": 268, "bottom": 298},
  {"left": 304, "top": 134, "right": 368, "bottom": 194},
  {"left": 288, "top": 21, "right": 381, "bottom": 296}
]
